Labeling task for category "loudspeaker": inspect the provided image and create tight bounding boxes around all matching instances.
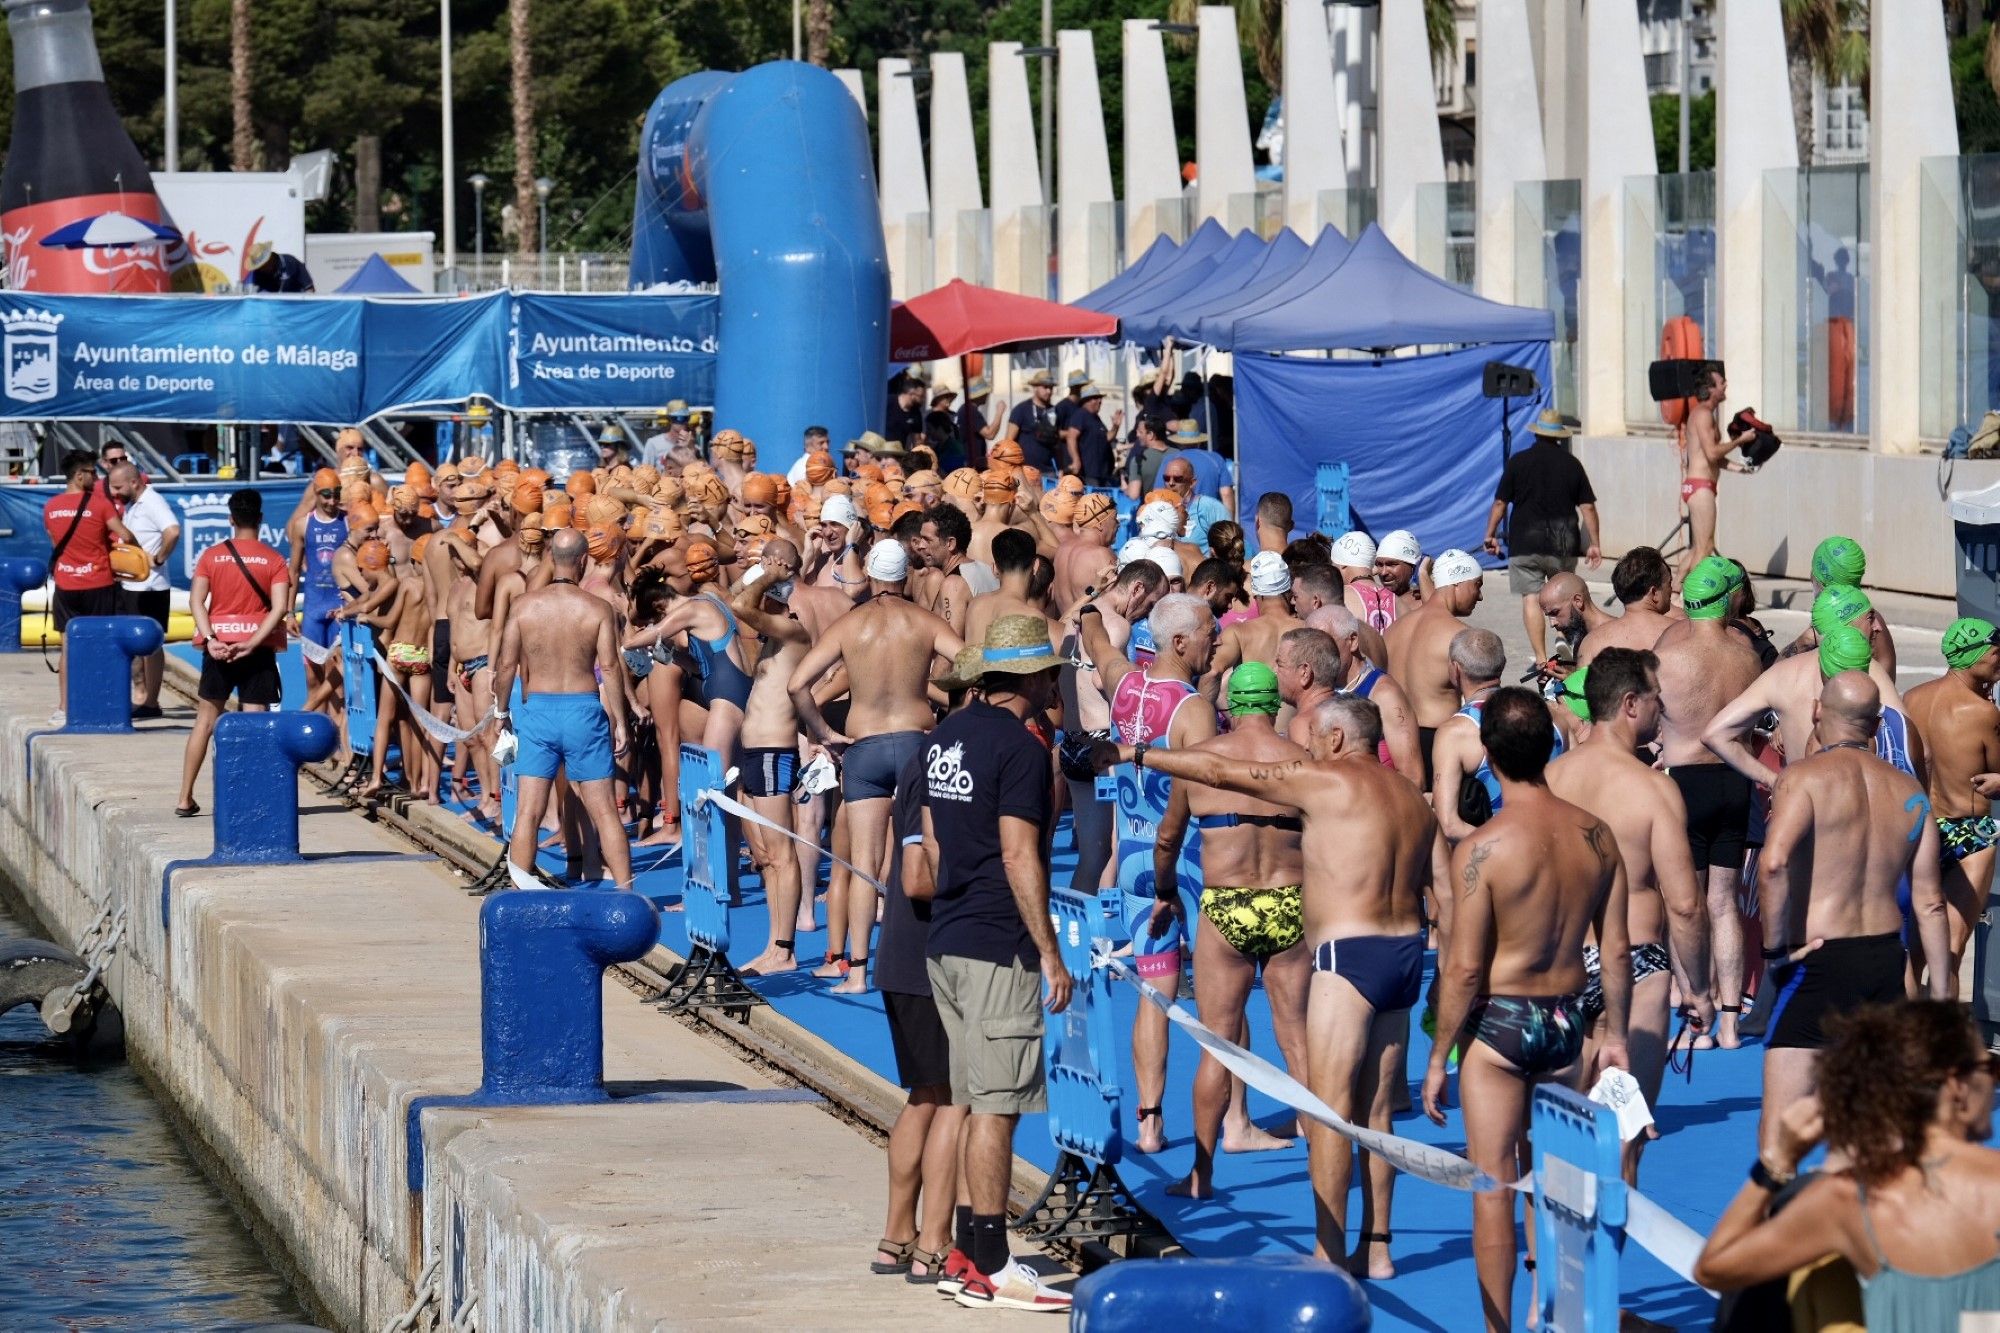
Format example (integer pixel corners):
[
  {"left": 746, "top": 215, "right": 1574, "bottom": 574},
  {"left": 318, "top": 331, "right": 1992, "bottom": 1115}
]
[
  {"left": 1483, "top": 361, "right": 1538, "bottom": 399},
  {"left": 1648, "top": 357, "right": 1723, "bottom": 403}
]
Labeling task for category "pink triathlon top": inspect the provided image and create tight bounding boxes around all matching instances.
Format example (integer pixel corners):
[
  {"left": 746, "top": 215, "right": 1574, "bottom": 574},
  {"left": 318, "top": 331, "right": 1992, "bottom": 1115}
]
[
  {"left": 1111, "top": 671, "right": 1198, "bottom": 746},
  {"left": 1219, "top": 603, "right": 1258, "bottom": 632},
  {"left": 1356, "top": 581, "right": 1398, "bottom": 634}
]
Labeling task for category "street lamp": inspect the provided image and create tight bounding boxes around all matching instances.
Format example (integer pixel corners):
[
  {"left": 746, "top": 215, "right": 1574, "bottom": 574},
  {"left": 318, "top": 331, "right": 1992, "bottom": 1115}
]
[
  {"left": 1017, "top": 46, "right": 1058, "bottom": 207},
  {"left": 468, "top": 173, "right": 489, "bottom": 277},
  {"left": 534, "top": 176, "right": 553, "bottom": 280}
]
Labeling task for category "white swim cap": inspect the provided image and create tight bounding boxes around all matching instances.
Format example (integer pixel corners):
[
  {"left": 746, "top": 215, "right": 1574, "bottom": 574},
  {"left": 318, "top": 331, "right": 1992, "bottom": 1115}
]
[
  {"left": 1248, "top": 550, "right": 1292, "bottom": 597},
  {"left": 1331, "top": 530, "right": 1377, "bottom": 569},
  {"left": 1119, "top": 538, "right": 1182, "bottom": 581},
  {"left": 1377, "top": 529, "right": 1421, "bottom": 565},
  {"left": 820, "top": 494, "right": 858, "bottom": 527},
  {"left": 1137, "top": 500, "right": 1182, "bottom": 541},
  {"left": 865, "top": 538, "right": 910, "bottom": 581},
  {"left": 1431, "top": 548, "right": 1482, "bottom": 588}
]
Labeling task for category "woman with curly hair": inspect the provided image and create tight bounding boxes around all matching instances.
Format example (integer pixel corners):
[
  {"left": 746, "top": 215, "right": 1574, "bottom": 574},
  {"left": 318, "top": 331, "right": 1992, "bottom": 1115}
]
[{"left": 1695, "top": 1001, "right": 2000, "bottom": 1330}]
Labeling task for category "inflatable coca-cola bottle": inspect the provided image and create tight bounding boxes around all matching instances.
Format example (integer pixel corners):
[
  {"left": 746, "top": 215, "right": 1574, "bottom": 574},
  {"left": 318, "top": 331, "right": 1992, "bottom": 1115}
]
[{"left": 0, "top": 0, "right": 167, "bottom": 291}]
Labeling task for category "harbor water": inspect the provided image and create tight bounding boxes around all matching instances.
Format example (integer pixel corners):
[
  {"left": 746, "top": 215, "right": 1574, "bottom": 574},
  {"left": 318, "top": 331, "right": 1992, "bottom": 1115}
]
[{"left": 0, "top": 884, "right": 304, "bottom": 1328}]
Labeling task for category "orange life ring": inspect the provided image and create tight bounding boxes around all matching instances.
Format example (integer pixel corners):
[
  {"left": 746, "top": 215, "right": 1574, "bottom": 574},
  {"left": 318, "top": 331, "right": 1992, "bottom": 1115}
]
[{"left": 1659, "top": 315, "right": 1704, "bottom": 427}]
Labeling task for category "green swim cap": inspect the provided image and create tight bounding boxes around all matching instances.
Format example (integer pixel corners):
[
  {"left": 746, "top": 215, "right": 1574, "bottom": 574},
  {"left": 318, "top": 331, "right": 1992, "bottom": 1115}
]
[
  {"left": 1811, "top": 536, "right": 1866, "bottom": 590},
  {"left": 1227, "top": 661, "right": 1282, "bottom": 716},
  {"left": 1682, "top": 556, "right": 1740, "bottom": 621},
  {"left": 1559, "top": 666, "right": 1591, "bottom": 722},
  {"left": 1943, "top": 617, "right": 1999, "bottom": 670},
  {"left": 1810, "top": 583, "right": 1872, "bottom": 638},
  {"left": 1818, "top": 624, "right": 1872, "bottom": 677}
]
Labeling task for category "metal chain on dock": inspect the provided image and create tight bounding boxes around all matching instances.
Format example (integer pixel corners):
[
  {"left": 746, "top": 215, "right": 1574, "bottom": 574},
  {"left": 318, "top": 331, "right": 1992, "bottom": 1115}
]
[
  {"left": 45, "top": 903, "right": 127, "bottom": 1035},
  {"left": 447, "top": 1293, "right": 479, "bottom": 1333},
  {"left": 380, "top": 1256, "right": 441, "bottom": 1333}
]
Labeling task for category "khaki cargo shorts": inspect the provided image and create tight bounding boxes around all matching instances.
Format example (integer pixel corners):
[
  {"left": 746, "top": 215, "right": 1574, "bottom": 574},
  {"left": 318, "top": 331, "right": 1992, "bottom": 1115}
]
[{"left": 925, "top": 954, "right": 1048, "bottom": 1115}]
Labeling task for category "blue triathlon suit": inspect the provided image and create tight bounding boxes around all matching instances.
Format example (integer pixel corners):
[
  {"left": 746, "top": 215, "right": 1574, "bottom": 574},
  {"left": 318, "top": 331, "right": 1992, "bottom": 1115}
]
[{"left": 300, "top": 510, "right": 348, "bottom": 648}]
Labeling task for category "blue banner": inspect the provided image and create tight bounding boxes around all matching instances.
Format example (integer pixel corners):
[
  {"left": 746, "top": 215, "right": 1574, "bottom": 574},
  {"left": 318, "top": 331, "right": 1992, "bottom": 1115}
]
[
  {"left": 0, "top": 478, "right": 307, "bottom": 592},
  {"left": 0, "top": 291, "right": 718, "bottom": 424}
]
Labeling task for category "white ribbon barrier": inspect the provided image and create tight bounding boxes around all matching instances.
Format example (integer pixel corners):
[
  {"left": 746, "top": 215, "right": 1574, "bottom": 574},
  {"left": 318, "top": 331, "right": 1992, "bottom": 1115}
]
[
  {"left": 1095, "top": 950, "right": 1714, "bottom": 1291},
  {"left": 697, "top": 786, "right": 889, "bottom": 896},
  {"left": 299, "top": 635, "right": 334, "bottom": 665},
  {"left": 367, "top": 648, "right": 497, "bottom": 745}
]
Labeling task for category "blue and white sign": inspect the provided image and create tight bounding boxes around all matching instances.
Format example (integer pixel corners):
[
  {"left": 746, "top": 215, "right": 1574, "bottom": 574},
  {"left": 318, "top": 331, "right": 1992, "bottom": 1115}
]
[{"left": 509, "top": 294, "right": 717, "bottom": 410}]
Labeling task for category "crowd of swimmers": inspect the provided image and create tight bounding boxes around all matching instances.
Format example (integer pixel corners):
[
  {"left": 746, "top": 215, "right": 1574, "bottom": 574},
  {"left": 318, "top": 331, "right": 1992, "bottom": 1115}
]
[{"left": 75, "top": 403, "right": 2000, "bottom": 1329}]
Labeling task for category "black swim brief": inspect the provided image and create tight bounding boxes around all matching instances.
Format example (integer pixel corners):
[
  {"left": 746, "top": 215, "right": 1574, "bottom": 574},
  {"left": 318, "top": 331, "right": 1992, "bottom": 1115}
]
[
  {"left": 1766, "top": 931, "right": 1906, "bottom": 1051},
  {"left": 1467, "top": 991, "right": 1586, "bottom": 1078},
  {"left": 1668, "top": 764, "right": 1751, "bottom": 871},
  {"left": 1578, "top": 940, "right": 1673, "bottom": 1025},
  {"left": 1312, "top": 933, "right": 1425, "bottom": 1014},
  {"left": 431, "top": 617, "right": 454, "bottom": 704},
  {"left": 1418, "top": 725, "right": 1438, "bottom": 793},
  {"left": 742, "top": 745, "right": 799, "bottom": 798},
  {"left": 843, "top": 729, "right": 925, "bottom": 801}
]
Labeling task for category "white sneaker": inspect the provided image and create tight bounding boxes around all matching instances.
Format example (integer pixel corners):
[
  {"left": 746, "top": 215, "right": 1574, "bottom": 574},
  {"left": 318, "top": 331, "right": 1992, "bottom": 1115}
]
[{"left": 954, "top": 1258, "right": 1073, "bottom": 1312}]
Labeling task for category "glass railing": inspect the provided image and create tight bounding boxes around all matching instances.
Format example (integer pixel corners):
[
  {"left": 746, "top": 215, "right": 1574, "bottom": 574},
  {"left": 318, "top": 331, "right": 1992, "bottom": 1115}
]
[
  {"left": 1762, "top": 165, "right": 1868, "bottom": 434},
  {"left": 991, "top": 204, "right": 1053, "bottom": 299},
  {"left": 1623, "top": 171, "right": 1717, "bottom": 425},
  {"left": 942, "top": 207, "right": 994, "bottom": 288},
  {"left": 1514, "top": 179, "right": 1582, "bottom": 415},
  {"left": 1315, "top": 187, "right": 1378, "bottom": 238},
  {"left": 1917, "top": 153, "right": 2000, "bottom": 441},
  {"left": 1415, "top": 180, "right": 1476, "bottom": 289}
]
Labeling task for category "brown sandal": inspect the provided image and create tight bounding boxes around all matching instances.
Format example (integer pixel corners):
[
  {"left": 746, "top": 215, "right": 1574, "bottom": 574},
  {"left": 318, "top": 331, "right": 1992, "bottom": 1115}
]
[
  {"left": 905, "top": 1243, "right": 950, "bottom": 1285},
  {"left": 870, "top": 1236, "right": 914, "bottom": 1275}
]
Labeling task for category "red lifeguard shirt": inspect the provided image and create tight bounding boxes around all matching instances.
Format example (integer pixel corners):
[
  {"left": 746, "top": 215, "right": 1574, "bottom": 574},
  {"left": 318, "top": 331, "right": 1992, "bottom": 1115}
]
[
  {"left": 195, "top": 538, "right": 290, "bottom": 648},
  {"left": 41, "top": 485, "right": 115, "bottom": 591}
]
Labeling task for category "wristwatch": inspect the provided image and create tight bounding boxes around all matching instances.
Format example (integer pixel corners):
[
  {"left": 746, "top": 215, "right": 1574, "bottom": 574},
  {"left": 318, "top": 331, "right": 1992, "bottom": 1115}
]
[
  {"left": 1078, "top": 604, "right": 1101, "bottom": 618},
  {"left": 1134, "top": 740, "right": 1154, "bottom": 769},
  {"left": 1750, "top": 1157, "right": 1795, "bottom": 1192}
]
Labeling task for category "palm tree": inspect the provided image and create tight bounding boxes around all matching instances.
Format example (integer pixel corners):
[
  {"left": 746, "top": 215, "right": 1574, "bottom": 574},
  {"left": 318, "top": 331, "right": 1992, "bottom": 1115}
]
[
  {"left": 1779, "top": 0, "right": 1867, "bottom": 165},
  {"left": 1165, "top": 0, "right": 1458, "bottom": 93},
  {"left": 511, "top": 0, "right": 537, "bottom": 257},
  {"left": 230, "top": 0, "right": 256, "bottom": 170},
  {"left": 806, "top": 0, "right": 832, "bottom": 66}
]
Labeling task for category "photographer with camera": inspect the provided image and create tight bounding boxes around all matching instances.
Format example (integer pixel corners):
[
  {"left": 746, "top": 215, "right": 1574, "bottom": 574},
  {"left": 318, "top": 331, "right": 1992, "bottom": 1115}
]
[{"left": 1003, "top": 369, "right": 1070, "bottom": 474}]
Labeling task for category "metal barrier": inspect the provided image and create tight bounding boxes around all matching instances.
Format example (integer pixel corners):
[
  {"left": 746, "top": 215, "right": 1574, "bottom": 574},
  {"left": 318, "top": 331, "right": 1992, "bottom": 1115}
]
[
  {"left": 322, "top": 621, "right": 378, "bottom": 796},
  {"left": 0, "top": 557, "right": 45, "bottom": 651},
  {"left": 1098, "top": 763, "right": 1202, "bottom": 963},
  {"left": 1069, "top": 1254, "right": 1370, "bottom": 1330},
  {"left": 404, "top": 885, "right": 661, "bottom": 1191},
  {"left": 1315, "top": 460, "right": 1352, "bottom": 536},
  {"left": 61, "top": 616, "right": 164, "bottom": 733},
  {"left": 1531, "top": 1084, "right": 1626, "bottom": 1333},
  {"left": 656, "top": 743, "right": 764, "bottom": 1016}
]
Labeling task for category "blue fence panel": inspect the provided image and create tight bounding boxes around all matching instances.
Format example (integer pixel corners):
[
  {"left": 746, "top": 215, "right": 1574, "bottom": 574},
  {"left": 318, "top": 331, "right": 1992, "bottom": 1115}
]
[
  {"left": 341, "top": 622, "right": 375, "bottom": 757},
  {"left": 677, "top": 743, "right": 732, "bottom": 950},
  {"left": 1531, "top": 1084, "right": 1627, "bottom": 1333},
  {"left": 1316, "top": 460, "right": 1352, "bottom": 536},
  {"left": 1044, "top": 886, "right": 1124, "bottom": 1166}
]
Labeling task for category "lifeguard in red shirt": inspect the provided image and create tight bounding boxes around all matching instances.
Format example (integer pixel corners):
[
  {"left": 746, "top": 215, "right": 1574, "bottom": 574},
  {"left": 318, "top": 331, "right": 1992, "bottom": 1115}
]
[{"left": 40, "top": 448, "right": 134, "bottom": 714}]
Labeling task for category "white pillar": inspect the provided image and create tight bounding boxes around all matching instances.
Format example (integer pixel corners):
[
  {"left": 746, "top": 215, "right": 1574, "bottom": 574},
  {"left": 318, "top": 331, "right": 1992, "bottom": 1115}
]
[
  {"left": 930, "top": 52, "right": 983, "bottom": 288},
  {"left": 1123, "top": 18, "right": 1182, "bottom": 255},
  {"left": 1195, "top": 5, "right": 1256, "bottom": 226},
  {"left": 877, "top": 58, "right": 930, "bottom": 299},
  {"left": 1870, "top": 1, "right": 1958, "bottom": 454},
  {"left": 1281, "top": 0, "right": 1345, "bottom": 235},
  {"left": 835, "top": 69, "right": 867, "bottom": 120},
  {"left": 1577, "top": 0, "right": 1654, "bottom": 434},
  {"left": 1715, "top": 0, "right": 1796, "bottom": 427},
  {"left": 990, "top": 41, "right": 1045, "bottom": 298},
  {"left": 1531, "top": 0, "right": 1586, "bottom": 181},
  {"left": 1376, "top": 0, "right": 1446, "bottom": 255},
  {"left": 1057, "top": 30, "right": 1115, "bottom": 302},
  {"left": 1331, "top": 6, "right": 1373, "bottom": 191},
  {"left": 1474, "top": 0, "right": 1546, "bottom": 306}
]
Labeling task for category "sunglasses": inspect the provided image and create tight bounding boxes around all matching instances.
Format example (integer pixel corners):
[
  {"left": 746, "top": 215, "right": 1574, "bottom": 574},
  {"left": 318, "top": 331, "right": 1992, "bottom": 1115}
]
[{"left": 317, "top": 488, "right": 339, "bottom": 498}]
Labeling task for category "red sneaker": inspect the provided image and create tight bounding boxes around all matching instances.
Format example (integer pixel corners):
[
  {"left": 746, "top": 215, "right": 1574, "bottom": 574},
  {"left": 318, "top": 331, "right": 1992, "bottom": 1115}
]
[
  {"left": 934, "top": 1247, "right": 973, "bottom": 1298},
  {"left": 954, "top": 1258, "right": 1073, "bottom": 1312}
]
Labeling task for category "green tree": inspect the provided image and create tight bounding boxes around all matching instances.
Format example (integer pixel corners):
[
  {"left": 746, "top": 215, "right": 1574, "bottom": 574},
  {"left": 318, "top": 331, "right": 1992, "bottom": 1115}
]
[
  {"left": 1780, "top": 0, "right": 1867, "bottom": 165},
  {"left": 1650, "top": 90, "right": 1716, "bottom": 174}
]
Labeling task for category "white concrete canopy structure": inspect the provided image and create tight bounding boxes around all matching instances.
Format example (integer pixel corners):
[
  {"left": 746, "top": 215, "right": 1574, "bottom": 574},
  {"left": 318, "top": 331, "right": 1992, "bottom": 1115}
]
[
  {"left": 1715, "top": 0, "right": 1797, "bottom": 432},
  {"left": 835, "top": 69, "right": 867, "bottom": 120},
  {"left": 1056, "top": 30, "right": 1116, "bottom": 302},
  {"left": 1375, "top": 0, "right": 1446, "bottom": 255},
  {"left": 1330, "top": 5, "right": 1373, "bottom": 190},
  {"left": 1577, "top": 0, "right": 1654, "bottom": 433},
  {"left": 989, "top": 41, "right": 1045, "bottom": 298},
  {"left": 929, "top": 52, "right": 983, "bottom": 289},
  {"left": 1195, "top": 5, "right": 1256, "bottom": 227},
  {"left": 1123, "top": 18, "right": 1183, "bottom": 256},
  {"left": 1871, "top": 1, "right": 1959, "bottom": 454},
  {"left": 1473, "top": 0, "right": 1547, "bottom": 307},
  {"left": 877, "top": 58, "right": 930, "bottom": 299},
  {"left": 1281, "top": 0, "right": 1345, "bottom": 235}
]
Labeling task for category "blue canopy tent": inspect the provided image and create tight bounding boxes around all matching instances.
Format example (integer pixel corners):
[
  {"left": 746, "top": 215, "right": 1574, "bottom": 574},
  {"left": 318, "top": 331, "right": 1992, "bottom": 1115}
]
[
  {"left": 1105, "top": 228, "right": 1268, "bottom": 329},
  {"left": 1074, "top": 217, "right": 1232, "bottom": 313},
  {"left": 333, "top": 253, "right": 424, "bottom": 295},
  {"left": 1070, "top": 232, "right": 1182, "bottom": 314},
  {"left": 1219, "top": 224, "right": 1557, "bottom": 560},
  {"left": 1127, "top": 227, "right": 1310, "bottom": 346},
  {"left": 1189, "top": 226, "right": 1354, "bottom": 345}
]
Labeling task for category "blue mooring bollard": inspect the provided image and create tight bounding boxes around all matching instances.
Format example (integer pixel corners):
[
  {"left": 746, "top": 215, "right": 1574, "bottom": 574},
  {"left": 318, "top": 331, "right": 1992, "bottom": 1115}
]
[
  {"left": 1070, "top": 1255, "right": 1371, "bottom": 1332},
  {"left": 211, "top": 711, "right": 338, "bottom": 863},
  {"left": 405, "top": 887, "right": 660, "bottom": 1190},
  {"left": 63, "top": 616, "right": 165, "bottom": 732},
  {"left": 0, "top": 557, "right": 47, "bottom": 653}
]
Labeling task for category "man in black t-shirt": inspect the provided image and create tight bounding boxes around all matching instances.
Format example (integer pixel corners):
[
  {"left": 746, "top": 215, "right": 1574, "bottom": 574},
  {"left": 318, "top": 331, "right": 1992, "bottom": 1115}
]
[
  {"left": 1482, "top": 409, "right": 1602, "bottom": 664},
  {"left": 886, "top": 369, "right": 927, "bottom": 449},
  {"left": 920, "top": 616, "right": 1073, "bottom": 1311},
  {"left": 1004, "top": 370, "right": 1065, "bottom": 473},
  {"left": 1064, "top": 383, "right": 1120, "bottom": 487}
]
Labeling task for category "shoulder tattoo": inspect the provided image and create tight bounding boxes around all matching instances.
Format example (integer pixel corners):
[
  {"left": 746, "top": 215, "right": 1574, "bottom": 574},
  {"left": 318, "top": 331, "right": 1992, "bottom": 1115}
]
[
  {"left": 1581, "top": 819, "right": 1615, "bottom": 872},
  {"left": 1460, "top": 841, "right": 1494, "bottom": 899}
]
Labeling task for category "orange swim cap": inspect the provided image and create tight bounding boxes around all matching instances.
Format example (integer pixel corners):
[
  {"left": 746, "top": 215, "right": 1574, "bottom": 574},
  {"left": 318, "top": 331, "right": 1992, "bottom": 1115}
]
[
  {"left": 542, "top": 497, "right": 573, "bottom": 528},
  {"left": 685, "top": 540, "right": 719, "bottom": 583},
  {"left": 390, "top": 484, "right": 420, "bottom": 513},
  {"left": 357, "top": 538, "right": 390, "bottom": 572},
  {"left": 491, "top": 458, "right": 519, "bottom": 478},
  {"left": 1039, "top": 488, "right": 1078, "bottom": 527},
  {"left": 1073, "top": 492, "right": 1116, "bottom": 527},
  {"left": 769, "top": 477, "right": 792, "bottom": 512},
  {"left": 585, "top": 495, "right": 625, "bottom": 528},
  {"left": 346, "top": 500, "right": 380, "bottom": 531},
  {"left": 1058, "top": 474, "right": 1085, "bottom": 495},
  {"left": 735, "top": 512, "right": 776, "bottom": 538},
  {"left": 867, "top": 500, "right": 896, "bottom": 531},
  {"left": 642, "top": 508, "right": 684, "bottom": 543},
  {"left": 411, "top": 532, "right": 432, "bottom": 563},
  {"left": 805, "top": 453, "right": 837, "bottom": 485},
  {"left": 880, "top": 459, "right": 906, "bottom": 483},
  {"left": 855, "top": 463, "right": 883, "bottom": 485},
  {"left": 981, "top": 469, "right": 1019, "bottom": 501},
  {"left": 511, "top": 480, "right": 544, "bottom": 515},
  {"left": 405, "top": 460, "right": 435, "bottom": 498},
  {"left": 989, "top": 440, "right": 1024, "bottom": 468},
  {"left": 585, "top": 524, "right": 622, "bottom": 563},
  {"left": 566, "top": 471, "right": 597, "bottom": 497},
  {"left": 312, "top": 467, "right": 340, "bottom": 492},
  {"left": 892, "top": 499, "right": 923, "bottom": 524},
  {"left": 741, "top": 473, "right": 779, "bottom": 506},
  {"left": 516, "top": 513, "right": 546, "bottom": 549}
]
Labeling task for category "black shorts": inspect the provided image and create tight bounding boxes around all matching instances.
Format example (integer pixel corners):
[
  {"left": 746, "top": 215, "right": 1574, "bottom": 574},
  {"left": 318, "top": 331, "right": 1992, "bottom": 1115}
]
[
  {"left": 1766, "top": 932, "right": 1906, "bottom": 1050},
  {"left": 198, "top": 646, "right": 282, "bottom": 706},
  {"left": 741, "top": 745, "right": 798, "bottom": 798},
  {"left": 1418, "top": 725, "right": 1438, "bottom": 793},
  {"left": 843, "top": 729, "right": 924, "bottom": 802},
  {"left": 51, "top": 583, "right": 118, "bottom": 630},
  {"left": 1669, "top": 764, "right": 1752, "bottom": 871},
  {"left": 430, "top": 619, "right": 454, "bottom": 704},
  {"left": 883, "top": 989, "right": 952, "bottom": 1091},
  {"left": 116, "top": 586, "right": 172, "bottom": 632}
]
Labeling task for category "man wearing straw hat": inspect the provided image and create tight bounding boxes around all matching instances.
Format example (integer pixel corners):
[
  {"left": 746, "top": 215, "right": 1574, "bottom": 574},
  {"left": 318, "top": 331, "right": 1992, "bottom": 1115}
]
[
  {"left": 1482, "top": 408, "right": 1601, "bottom": 668},
  {"left": 1003, "top": 369, "right": 1064, "bottom": 472},
  {"left": 913, "top": 614, "right": 1073, "bottom": 1311}
]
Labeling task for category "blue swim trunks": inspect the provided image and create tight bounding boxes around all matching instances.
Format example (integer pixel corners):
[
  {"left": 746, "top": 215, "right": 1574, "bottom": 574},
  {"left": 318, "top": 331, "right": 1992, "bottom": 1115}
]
[
  {"left": 300, "top": 594, "right": 341, "bottom": 650},
  {"left": 514, "top": 691, "right": 614, "bottom": 783}
]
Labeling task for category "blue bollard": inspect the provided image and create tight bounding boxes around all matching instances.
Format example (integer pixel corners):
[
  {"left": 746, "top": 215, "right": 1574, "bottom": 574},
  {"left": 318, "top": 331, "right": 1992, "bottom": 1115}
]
[
  {"left": 63, "top": 616, "right": 165, "bottom": 732},
  {"left": 1070, "top": 1255, "right": 1371, "bottom": 1332},
  {"left": 211, "top": 712, "right": 338, "bottom": 863},
  {"left": 405, "top": 886, "right": 660, "bottom": 1190},
  {"left": 0, "top": 557, "right": 47, "bottom": 653}
]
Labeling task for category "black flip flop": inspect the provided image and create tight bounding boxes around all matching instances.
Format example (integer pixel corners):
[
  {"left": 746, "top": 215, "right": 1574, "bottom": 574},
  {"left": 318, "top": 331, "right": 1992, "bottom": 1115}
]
[{"left": 175, "top": 802, "right": 200, "bottom": 818}]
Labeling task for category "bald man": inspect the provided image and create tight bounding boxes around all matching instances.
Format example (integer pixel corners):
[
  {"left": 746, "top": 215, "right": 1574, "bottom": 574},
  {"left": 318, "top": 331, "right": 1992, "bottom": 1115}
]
[
  {"left": 1753, "top": 671, "right": 1947, "bottom": 1158},
  {"left": 1537, "top": 571, "right": 1611, "bottom": 672}
]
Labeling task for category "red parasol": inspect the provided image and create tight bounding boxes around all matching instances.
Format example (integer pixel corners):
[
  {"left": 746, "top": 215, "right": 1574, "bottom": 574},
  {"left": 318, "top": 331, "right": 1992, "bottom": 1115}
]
[{"left": 888, "top": 278, "right": 1118, "bottom": 361}]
